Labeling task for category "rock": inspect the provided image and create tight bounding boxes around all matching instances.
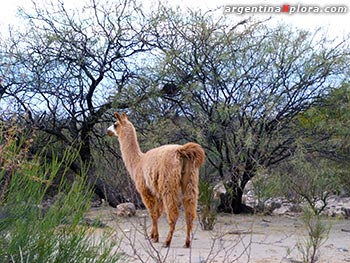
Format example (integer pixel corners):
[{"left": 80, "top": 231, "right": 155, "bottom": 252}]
[
  {"left": 273, "top": 206, "right": 290, "bottom": 215},
  {"left": 315, "top": 200, "right": 326, "bottom": 210},
  {"left": 243, "top": 194, "right": 257, "bottom": 208},
  {"left": 244, "top": 181, "right": 254, "bottom": 194},
  {"left": 319, "top": 195, "right": 350, "bottom": 219},
  {"left": 213, "top": 180, "right": 350, "bottom": 217},
  {"left": 341, "top": 207, "right": 350, "bottom": 219},
  {"left": 265, "top": 199, "right": 282, "bottom": 211},
  {"left": 213, "top": 182, "right": 226, "bottom": 200},
  {"left": 115, "top": 202, "right": 136, "bottom": 217},
  {"left": 338, "top": 247, "right": 349, "bottom": 253},
  {"left": 289, "top": 204, "right": 302, "bottom": 213},
  {"left": 339, "top": 190, "right": 349, "bottom": 198}
]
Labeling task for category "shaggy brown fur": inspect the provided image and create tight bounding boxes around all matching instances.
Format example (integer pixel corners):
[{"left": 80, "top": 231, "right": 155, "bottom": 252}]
[{"left": 107, "top": 112, "right": 205, "bottom": 248}]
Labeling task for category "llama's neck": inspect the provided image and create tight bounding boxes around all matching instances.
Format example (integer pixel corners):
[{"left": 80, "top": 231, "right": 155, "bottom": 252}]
[{"left": 118, "top": 126, "right": 143, "bottom": 178}]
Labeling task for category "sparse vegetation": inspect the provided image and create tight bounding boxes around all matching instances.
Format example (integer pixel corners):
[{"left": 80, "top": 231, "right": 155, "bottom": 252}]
[
  {"left": 198, "top": 181, "right": 218, "bottom": 230},
  {"left": 0, "top": 124, "right": 122, "bottom": 263},
  {"left": 294, "top": 209, "right": 331, "bottom": 263},
  {"left": 0, "top": 0, "right": 350, "bottom": 261}
]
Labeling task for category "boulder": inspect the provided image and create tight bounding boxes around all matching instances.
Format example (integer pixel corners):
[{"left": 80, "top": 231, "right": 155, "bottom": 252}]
[
  {"left": 213, "top": 182, "right": 226, "bottom": 200},
  {"left": 273, "top": 206, "right": 290, "bottom": 216},
  {"left": 341, "top": 207, "right": 350, "bottom": 219},
  {"left": 265, "top": 198, "right": 282, "bottom": 211},
  {"left": 115, "top": 202, "right": 136, "bottom": 217}
]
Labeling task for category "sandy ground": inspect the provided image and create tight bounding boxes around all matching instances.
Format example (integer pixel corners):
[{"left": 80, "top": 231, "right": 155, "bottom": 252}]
[{"left": 85, "top": 207, "right": 350, "bottom": 263}]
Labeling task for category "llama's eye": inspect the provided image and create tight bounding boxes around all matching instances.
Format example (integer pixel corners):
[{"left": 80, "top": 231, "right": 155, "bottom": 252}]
[{"left": 114, "top": 123, "right": 117, "bottom": 128}]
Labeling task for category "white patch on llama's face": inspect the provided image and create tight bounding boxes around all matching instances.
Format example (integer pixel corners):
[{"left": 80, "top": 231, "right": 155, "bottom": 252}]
[{"left": 107, "top": 124, "right": 118, "bottom": 137}]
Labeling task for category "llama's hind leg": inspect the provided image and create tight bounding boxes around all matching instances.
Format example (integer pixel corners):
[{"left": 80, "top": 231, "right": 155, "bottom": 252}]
[
  {"left": 151, "top": 199, "right": 164, "bottom": 242},
  {"left": 182, "top": 196, "right": 197, "bottom": 248},
  {"left": 163, "top": 195, "right": 179, "bottom": 248},
  {"left": 181, "top": 171, "right": 199, "bottom": 248},
  {"left": 140, "top": 188, "right": 163, "bottom": 243}
]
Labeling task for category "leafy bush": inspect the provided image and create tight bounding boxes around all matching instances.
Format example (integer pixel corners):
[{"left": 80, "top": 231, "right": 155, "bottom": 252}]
[
  {"left": 251, "top": 168, "right": 283, "bottom": 211},
  {"left": 198, "top": 181, "right": 217, "bottom": 230},
  {"left": 270, "top": 144, "right": 342, "bottom": 214},
  {"left": 294, "top": 209, "right": 331, "bottom": 263},
  {"left": 0, "top": 124, "right": 122, "bottom": 263}
]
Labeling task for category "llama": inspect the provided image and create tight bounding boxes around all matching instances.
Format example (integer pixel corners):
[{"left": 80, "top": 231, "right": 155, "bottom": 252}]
[{"left": 107, "top": 112, "right": 205, "bottom": 248}]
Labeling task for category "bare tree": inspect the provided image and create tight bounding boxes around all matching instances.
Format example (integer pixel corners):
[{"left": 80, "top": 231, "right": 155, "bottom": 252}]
[
  {"left": 144, "top": 8, "right": 350, "bottom": 213},
  {"left": 0, "top": 0, "right": 155, "bottom": 206}
]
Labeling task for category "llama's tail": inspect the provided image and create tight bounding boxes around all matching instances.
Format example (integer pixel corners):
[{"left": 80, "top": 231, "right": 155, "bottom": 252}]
[
  {"left": 177, "top": 142, "right": 205, "bottom": 169},
  {"left": 177, "top": 143, "right": 205, "bottom": 217},
  {"left": 177, "top": 143, "right": 205, "bottom": 246}
]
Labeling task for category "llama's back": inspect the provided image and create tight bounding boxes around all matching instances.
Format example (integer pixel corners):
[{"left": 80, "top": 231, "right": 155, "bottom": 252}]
[
  {"left": 141, "top": 143, "right": 205, "bottom": 197},
  {"left": 141, "top": 144, "right": 183, "bottom": 196}
]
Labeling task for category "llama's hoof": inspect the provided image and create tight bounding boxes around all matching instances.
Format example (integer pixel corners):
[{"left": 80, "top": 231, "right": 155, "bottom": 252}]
[
  {"left": 162, "top": 242, "right": 170, "bottom": 248},
  {"left": 150, "top": 234, "right": 159, "bottom": 243},
  {"left": 183, "top": 243, "right": 191, "bottom": 248}
]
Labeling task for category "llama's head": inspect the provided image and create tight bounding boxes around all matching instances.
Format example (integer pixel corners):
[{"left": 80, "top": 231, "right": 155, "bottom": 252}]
[{"left": 107, "top": 112, "right": 131, "bottom": 137}]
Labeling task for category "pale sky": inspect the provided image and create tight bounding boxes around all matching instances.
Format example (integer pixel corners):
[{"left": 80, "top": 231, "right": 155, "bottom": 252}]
[{"left": 0, "top": 0, "right": 349, "bottom": 38}]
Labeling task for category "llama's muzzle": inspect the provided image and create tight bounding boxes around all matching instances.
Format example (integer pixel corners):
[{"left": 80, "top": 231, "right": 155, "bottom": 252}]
[{"left": 107, "top": 125, "right": 117, "bottom": 136}]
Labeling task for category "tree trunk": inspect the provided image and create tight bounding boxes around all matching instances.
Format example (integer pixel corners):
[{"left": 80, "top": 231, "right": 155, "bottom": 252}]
[
  {"left": 217, "top": 186, "right": 244, "bottom": 214},
  {"left": 217, "top": 172, "right": 254, "bottom": 214},
  {"left": 86, "top": 169, "right": 127, "bottom": 207},
  {"left": 217, "top": 188, "right": 254, "bottom": 214},
  {"left": 79, "top": 132, "right": 128, "bottom": 207}
]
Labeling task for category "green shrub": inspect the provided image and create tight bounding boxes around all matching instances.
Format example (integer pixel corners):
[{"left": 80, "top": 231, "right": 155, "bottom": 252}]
[
  {"left": 0, "top": 125, "right": 122, "bottom": 263},
  {"left": 198, "top": 181, "right": 217, "bottom": 230},
  {"left": 251, "top": 169, "right": 283, "bottom": 211},
  {"left": 295, "top": 209, "right": 331, "bottom": 263}
]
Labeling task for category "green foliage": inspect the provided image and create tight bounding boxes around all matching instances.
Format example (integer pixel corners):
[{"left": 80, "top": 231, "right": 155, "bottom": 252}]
[
  {"left": 198, "top": 181, "right": 217, "bottom": 230},
  {"left": 137, "top": 7, "right": 350, "bottom": 212},
  {"left": 0, "top": 126, "right": 122, "bottom": 263},
  {"left": 273, "top": 145, "right": 342, "bottom": 215},
  {"left": 298, "top": 83, "right": 350, "bottom": 194},
  {"left": 251, "top": 170, "right": 282, "bottom": 210},
  {"left": 1, "top": 0, "right": 349, "bottom": 213},
  {"left": 295, "top": 209, "right": 331, "bottom": 263}
]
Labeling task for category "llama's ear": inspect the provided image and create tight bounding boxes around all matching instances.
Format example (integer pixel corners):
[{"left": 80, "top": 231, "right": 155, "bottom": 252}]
[
  {"left": 121, "top": 112, "right": 128, "bottom": 119},
  {"left": 114, "top": 112, "right": 123, "bottom": 122}
]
